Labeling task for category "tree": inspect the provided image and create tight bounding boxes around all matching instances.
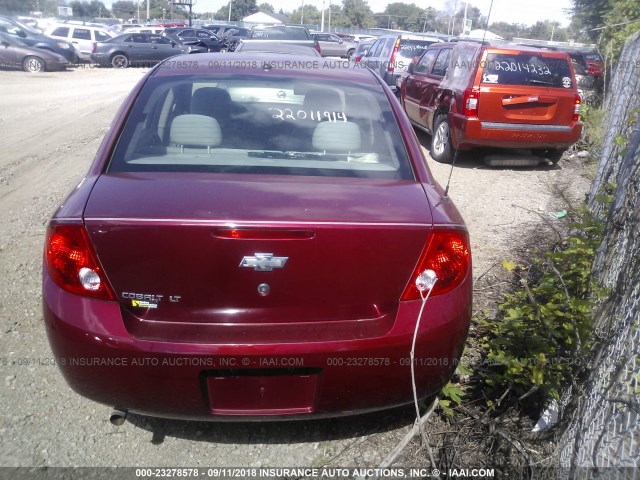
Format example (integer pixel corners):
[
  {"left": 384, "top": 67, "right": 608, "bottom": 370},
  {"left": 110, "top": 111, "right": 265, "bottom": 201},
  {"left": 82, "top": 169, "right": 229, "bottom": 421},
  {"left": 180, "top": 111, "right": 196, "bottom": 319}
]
[
  {"left": 375, "top": 3, "right": 425, "bottom": 30},
  {"left": 216, "top": 0, "right": 257, "bottom": 21},
  {"left": 0, "top": 0, "right": 37, "bottom": 14},
  {"left": 112, "top": 0, "right": 138, "bottom": 19},
  {"left": 570, "top": 0, "right": 610, "bottom": 41},
  {"left": 258, "top": 2, "right": 274, "bottom": 13},
  {"left": 289, "top": 5, "right": 321, "bottom": 24},
  {"left": 488, "top": 21, "right": 529, "bottom": 40},
  {"left": 67, "top": 0, "right": 110, "bottom": 18},
  {"left": 528, "top": 20, "right": 569, "bottom": 41},
  {"left": 340, "top": 0, "right": 374, "bottom": 28}
]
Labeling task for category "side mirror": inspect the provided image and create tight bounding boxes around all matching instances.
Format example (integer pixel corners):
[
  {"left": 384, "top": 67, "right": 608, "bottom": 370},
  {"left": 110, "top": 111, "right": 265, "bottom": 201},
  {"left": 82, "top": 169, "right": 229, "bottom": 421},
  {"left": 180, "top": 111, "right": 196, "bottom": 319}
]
[
  {"left": 17, "top": 29, "right": 27, "bottom": 38},
  {"left": 171, "top": 41, "right": 177, "bottom": 47},
  {"left": 338, "top": 39, "right": 343, "bottom": 44},
  {"left": 407, "top": 62, "right": 414, "bottom": 74}
]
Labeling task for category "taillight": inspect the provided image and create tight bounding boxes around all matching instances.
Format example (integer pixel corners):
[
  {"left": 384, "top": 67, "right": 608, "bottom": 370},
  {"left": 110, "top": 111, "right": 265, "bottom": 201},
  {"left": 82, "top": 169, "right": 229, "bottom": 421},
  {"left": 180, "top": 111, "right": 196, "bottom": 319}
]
[
  {"left": 462, "top": 88, "right": 479, "bottom": 117},
  {"left": 355, "top": 55, "right": 363, "bottom": 63},
  {"left": 92, "top": 42, "right": 97, "bottom": 54},
  {"left": 388, "top": 37, "right": 400, "bottom": 72},
  {"left": 401, "top": 230, "right": 471, "bottom": 300},
  {"left": 314, "top": 42, "right": 321, "bottom": 54},
  {"left": 573, "top": 94, "right": 582, "bottom": 121},
  {"left": 45, "top": 225, "right": 115, "bottom": 301}
]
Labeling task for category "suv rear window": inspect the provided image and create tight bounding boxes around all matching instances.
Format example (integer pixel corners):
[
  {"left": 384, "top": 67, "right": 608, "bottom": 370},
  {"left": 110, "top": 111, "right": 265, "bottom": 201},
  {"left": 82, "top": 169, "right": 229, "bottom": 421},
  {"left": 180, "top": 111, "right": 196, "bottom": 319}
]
[
  {"left": 397, "top": 39, "right": 432, "bottom": 58},
  {"left": 481, "top": 53, "right": 573, "bottom": 89},
  {"left": 250, "top": 27, "right": 310, "bottom": 40},
  {"left": 107, "top": 75, "right": 413, "bottom": 180},
  {"left": 584, "top": 53, "right": 602, "bottom": 62}
]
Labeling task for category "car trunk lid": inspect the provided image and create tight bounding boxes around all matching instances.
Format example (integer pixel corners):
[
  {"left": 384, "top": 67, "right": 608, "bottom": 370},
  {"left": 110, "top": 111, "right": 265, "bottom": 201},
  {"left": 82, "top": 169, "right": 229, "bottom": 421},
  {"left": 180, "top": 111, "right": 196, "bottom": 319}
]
[{"left": 83, "top": 173, "right": 433, "bottom": 330}]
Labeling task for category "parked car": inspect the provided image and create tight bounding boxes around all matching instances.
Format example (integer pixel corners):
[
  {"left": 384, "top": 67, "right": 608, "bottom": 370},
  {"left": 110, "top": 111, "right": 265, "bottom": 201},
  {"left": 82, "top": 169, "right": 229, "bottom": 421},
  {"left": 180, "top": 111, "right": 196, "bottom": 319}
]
[
  {"left": 202, "top": 24, "right": 239, "bottom": 39},
  {"left": 242, "top": 25, "right": 321, "bottom": 55},
  {"left": 334, "top": 33, "right": 376, "bottom": 43},
  {"left": 45, "top": 23, "right": 115, "bottom": 61},
  {"left": 400, "top": 41, "right": 583, "bottom": 164},
  {"left": 0, "top": 16, "right": 77, "bottom": 63},
  {"left": 122, "top": 26, "right": 166, "bottom": 35},
  {"left": 559, "top": 48, "right": 604, "bottom": 77},
  {"left": 43, "top": 52, "right": 472, "bottom": 422},
  {"left": 351, "top": 38, "right": 376, "bottom": 62},
  {"left": 162, "top": 27, "right": 221, "bottom": 52},
  {"left": 570, "top": 57, "right": 597, "bottom": 103},
  {"left": 234, "top": 42, "right": 321, "bottom": 56},
  {"left": 361, "top": 33, "right": 442, "bottom": 91},
  {"left": 90, "top": 33, "right": 205, "bottom": 68},
  {"left": 219, "top": 27, "right": 251, "bottom": 52},
  {"left": 0, "top": 32, "right": 68, "bottom": 72},
  {"left": 312, "top": 33, "right": 357, "bottom": 58}
]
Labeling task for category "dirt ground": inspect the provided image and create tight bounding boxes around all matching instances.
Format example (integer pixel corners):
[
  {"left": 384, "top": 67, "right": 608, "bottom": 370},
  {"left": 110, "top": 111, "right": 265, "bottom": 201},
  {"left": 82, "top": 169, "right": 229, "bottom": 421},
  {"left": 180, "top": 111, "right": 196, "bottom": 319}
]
[{"left": 0, "top": 66, "right": 593, "bottom": 469}]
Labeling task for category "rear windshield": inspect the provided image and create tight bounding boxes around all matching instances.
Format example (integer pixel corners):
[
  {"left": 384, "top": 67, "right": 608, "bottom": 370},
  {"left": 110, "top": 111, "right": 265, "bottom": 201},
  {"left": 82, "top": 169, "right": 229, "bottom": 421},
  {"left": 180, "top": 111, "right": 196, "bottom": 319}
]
[
  {"left": 107, "top": 74, "right": 413, "bottom": 180},
  {"left": 397, "top": 40, "right": 433, "bottom": 58},
  {"left": 584, "top": 53, "right": 602, "bottom": 62},
  {"left": 250, "top": 27, "right": 310, "bottom": 40},
  {"left": 481, "top": 53, "right": 573, "bottom": 89}
]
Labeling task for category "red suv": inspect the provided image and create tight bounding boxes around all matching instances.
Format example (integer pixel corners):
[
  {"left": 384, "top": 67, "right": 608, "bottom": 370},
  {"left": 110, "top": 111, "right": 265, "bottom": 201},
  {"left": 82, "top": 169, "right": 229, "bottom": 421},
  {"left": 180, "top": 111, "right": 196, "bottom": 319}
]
[{"left": 400, "top": 41, "right": 583, "bottom": 164}]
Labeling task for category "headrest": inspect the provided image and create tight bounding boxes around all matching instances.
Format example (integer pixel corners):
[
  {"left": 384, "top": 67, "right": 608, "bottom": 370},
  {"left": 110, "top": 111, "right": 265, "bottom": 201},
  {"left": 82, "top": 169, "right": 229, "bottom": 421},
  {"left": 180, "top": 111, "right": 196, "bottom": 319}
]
[
  {"left": 170, "top": 114, "right": 222, "bottom": 147},
  {"left": 190, "top": 87, "right": 232, "bottom": 117},
  {"left": 303, "top": 88, "right": 344, "bottom": 112},
  {"left": 312, "top": 121, "right": 361, "bottom": 152}
]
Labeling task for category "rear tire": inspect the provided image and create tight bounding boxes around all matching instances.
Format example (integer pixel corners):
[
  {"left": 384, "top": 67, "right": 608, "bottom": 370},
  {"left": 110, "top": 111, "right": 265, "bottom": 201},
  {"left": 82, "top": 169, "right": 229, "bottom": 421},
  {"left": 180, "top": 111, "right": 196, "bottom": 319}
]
[
  {"left": 347, "top": 48, "right": 355, "bottom": 58},
  {"left": 431, "top": 115, "right": 454, "bottom": 164},
  {"left": 23, "top": 56, "right": 45, "bottom": 73},
  {"left": 111, "top": 54, "right": 129, "bottom": 69},
  {"left": 533, "top": 148, "right": 565, "bottom": 164}
]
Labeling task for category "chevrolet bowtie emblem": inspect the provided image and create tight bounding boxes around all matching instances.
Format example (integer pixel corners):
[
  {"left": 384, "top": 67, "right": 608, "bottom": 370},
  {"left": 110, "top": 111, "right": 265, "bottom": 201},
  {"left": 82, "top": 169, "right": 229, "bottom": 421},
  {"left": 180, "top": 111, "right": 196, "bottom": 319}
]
[{"left": 240, "top": 253, "right": 288, "bottom": 272}]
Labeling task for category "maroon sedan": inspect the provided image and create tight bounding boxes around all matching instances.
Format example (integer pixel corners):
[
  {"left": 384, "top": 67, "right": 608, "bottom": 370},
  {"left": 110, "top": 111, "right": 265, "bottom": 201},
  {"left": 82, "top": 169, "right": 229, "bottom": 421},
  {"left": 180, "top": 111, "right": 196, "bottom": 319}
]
[{"left": 43, "top": 53, "right": 472, "bottom": 421}]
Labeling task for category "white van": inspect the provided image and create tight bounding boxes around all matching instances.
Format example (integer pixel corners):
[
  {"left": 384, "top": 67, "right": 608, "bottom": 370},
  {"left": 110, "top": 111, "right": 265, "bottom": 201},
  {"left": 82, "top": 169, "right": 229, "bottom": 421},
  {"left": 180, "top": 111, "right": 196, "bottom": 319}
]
[{"left": 46, "top": 23, "right": 115, "bottom": 61}]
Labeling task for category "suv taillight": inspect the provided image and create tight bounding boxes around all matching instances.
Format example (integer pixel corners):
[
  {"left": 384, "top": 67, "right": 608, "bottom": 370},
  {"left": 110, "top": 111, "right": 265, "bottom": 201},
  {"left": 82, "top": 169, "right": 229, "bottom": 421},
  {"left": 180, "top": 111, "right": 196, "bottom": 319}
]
[
  {"left": 45, "top": 225, "right": 115, "bottom": 301},
  {"left": 92, "top": 42, "right": 97, "bottom": 54},
  {"left": 401, "top": 230, "right": 471, "bottom": 300},
  {"left": 573, "top": 94, "right": 582, "bottom": 121},
  {"left": 388, "top": 37, "right": 401, "bottom": 72},
  {"left": 462, "top": 88, "right": 479, "bottom": 117},
  {"left": 314, "top": 41, "right": 321, "bottom": 54}
]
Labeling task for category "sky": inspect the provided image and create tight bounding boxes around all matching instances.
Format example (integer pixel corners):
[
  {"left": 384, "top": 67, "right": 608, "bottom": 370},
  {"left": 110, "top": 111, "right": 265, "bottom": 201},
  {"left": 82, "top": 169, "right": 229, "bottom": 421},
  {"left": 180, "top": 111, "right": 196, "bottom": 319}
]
[{"left": 101, "top": 0, "right": 575, "bottom": 27}]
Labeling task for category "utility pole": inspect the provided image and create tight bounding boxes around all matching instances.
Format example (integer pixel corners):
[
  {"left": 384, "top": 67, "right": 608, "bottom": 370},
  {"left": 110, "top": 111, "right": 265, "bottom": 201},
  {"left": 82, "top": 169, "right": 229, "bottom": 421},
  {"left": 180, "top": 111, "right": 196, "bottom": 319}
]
[
  {"left": 146, "top": 0, "right": 150, "bottom": 22},
  {"left": 321, "top": 0, "right": 325, "bottom": 32},
  {"left": 462, "top": 1, "right": 468, "bottom": 35},
  {"left": 228, "top": 0, "right": 232, "bottom": 21},
  {"left": 301, "top": 0, "right": 304, "bottom": 25}
]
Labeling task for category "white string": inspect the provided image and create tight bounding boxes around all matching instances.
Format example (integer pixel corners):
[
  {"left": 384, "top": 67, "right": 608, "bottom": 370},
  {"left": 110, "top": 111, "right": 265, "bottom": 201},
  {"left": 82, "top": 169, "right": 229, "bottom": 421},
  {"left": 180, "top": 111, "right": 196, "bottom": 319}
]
[{"left": 410, "top": 278, "right": 437, "bottom": 425}]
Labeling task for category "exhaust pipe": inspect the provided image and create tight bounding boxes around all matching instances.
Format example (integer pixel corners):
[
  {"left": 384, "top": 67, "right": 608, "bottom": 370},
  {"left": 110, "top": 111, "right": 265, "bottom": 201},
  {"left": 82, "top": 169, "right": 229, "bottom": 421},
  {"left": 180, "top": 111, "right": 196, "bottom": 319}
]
[{"left": 109, "top": 408, "right": 128, "bottom": 426}]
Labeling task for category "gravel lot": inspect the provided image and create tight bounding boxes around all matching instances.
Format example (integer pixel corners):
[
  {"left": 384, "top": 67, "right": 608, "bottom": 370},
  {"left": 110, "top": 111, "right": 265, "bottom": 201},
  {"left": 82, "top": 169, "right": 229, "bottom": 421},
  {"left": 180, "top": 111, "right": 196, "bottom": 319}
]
[{"left": 0, "top": 65, "right": 592, "bottom": 470}]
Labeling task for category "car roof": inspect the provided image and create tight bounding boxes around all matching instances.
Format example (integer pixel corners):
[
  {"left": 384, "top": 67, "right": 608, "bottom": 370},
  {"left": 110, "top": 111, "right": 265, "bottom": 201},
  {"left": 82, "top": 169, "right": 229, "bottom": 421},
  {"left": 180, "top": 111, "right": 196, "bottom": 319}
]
[
  {"left": 154, "top": 53, "right": 380, "bottom": 84},
  {"left": 236, "top": 42, "right": 321, "bottom": 56},
  {"left": 429, "top": 40, "right": 573, "bottom": 58}
]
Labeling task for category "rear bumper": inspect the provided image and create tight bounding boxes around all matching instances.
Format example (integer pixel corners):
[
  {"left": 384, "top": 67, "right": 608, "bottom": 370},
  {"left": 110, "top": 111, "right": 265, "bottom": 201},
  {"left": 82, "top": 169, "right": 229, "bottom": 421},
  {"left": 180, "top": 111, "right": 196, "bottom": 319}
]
[
  {"left": 43, "top": 273, "right": 472, "bottom": 420},
  {"left": 451, "top": 115, "right": 583, "bottom": 150},
  {"left": 90, "top": 53, "right": 111, "bottom": 66}
]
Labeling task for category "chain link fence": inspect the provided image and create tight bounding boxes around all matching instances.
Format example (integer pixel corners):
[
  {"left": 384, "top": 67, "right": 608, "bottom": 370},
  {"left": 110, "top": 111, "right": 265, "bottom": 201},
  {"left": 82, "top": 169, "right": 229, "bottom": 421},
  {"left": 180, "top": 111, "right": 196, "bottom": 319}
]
[{"left": 557, "top": 29, "right": 640, "bottom": 477}]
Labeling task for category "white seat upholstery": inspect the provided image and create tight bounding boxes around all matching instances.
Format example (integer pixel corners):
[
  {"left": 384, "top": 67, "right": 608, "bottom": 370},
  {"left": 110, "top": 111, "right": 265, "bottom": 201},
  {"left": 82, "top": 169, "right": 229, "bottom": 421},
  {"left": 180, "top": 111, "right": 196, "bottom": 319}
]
[
  {"left": 312, "top": 121, "right": 361, "bottom": 152},
  {"left": 169, "top": 114, "right": 222, "bottom": 153}
]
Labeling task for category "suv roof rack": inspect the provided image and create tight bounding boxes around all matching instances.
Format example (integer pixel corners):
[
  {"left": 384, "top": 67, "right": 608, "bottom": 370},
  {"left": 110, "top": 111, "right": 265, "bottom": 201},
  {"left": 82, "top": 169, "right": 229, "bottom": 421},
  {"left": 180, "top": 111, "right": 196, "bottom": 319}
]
[{"left": 449, "top": 37, "right": 492, "bottom": 45}]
